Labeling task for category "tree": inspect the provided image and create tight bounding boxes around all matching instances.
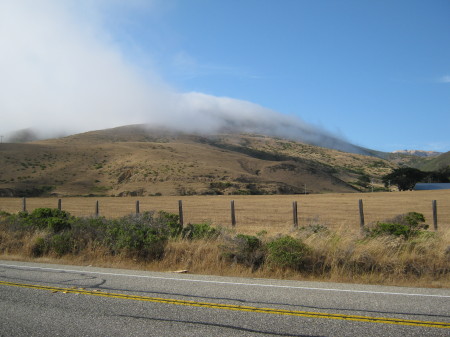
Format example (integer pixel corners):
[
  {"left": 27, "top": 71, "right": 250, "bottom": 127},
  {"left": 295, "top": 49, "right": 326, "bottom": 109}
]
[
  {"left": 382, "top": 167, "right": 426, "bottom": 191},
  {"left": 426, "top": 166, "right": 450, "bottom": 183}
]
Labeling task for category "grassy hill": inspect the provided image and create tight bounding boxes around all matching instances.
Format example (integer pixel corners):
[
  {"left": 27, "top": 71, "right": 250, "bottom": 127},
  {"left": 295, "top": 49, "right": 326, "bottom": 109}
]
[
  {"left": 377, "top": 150, "right": 450, "bottom": 172},
  {"left": 0, "top": 125, "right": 397, "bottom": 197},
  {"left": 411, "top": 151, "right": 450, "bottom": 171}
]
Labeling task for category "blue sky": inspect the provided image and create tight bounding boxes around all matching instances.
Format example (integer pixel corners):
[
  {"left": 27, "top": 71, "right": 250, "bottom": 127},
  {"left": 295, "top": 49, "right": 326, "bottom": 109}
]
[{"left": 1, "top": 0, "right": 449, "bottom": 152}]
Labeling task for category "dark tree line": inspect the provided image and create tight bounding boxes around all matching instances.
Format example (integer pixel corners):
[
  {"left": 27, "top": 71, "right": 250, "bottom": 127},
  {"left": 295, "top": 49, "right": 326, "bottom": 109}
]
[{"left": 382, "top": 166, "right": 450, "bottom": 191}]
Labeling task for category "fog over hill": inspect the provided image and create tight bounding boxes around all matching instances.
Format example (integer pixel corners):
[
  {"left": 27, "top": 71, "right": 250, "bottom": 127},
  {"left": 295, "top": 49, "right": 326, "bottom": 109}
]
[
  {"left": 0, "top": 1, "right": 369, "bottom": 156},
  {"left": 5, "top": 117, "right": 370, "bottom": 156},
  {"left": 0, "top": 126, "right": 397, "bottom": 197}
]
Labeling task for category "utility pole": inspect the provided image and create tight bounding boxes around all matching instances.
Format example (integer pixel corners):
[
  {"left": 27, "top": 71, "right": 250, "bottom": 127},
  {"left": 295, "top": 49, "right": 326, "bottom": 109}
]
[{"left": 0, "top": 135, "right": 3, "bottom": 143}]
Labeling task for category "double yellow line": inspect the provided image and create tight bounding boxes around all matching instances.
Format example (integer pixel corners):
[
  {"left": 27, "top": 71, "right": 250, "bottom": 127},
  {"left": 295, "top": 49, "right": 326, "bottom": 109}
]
[{"left": 1, "top": 280, "right": 449, "bottom": 329}]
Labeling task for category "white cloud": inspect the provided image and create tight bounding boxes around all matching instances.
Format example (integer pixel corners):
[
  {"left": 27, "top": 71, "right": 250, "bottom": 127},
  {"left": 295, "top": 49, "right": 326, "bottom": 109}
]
[
  {"left": 0, "top": 0, "right": 177, "bottom": 135},
  {"left": 438, "top": 75, "right": 450, "bottom": 83},
  {"left": 0, "top": 0, "right": 361, "bottom": 153}
]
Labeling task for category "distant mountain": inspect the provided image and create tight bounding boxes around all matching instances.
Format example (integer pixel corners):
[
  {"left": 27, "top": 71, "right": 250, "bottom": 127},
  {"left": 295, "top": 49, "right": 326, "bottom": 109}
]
[
  {"left": 413, "top": 151, "right": 450, "bottom": 172},
  {"left": 0, "top": 125, "right": 396, "bottom": 197},
  {"left": 392, "top": 150, "right": 442, "bottom": 157}
]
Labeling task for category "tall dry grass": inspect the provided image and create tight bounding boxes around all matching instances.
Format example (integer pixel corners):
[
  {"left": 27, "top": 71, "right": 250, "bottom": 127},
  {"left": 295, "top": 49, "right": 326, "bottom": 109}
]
[
  {"left": 298, "top": 226, "right": 450, "bottom": 287},
  {"left": 1, "top": 212, "right": 449, "bottom": 288}
]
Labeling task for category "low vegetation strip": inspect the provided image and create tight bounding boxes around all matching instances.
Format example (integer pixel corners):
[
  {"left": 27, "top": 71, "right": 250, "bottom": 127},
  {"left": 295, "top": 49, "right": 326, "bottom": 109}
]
[
  {"left": 0, "top": 206, "right": 449, "bottom": 287},
  {"left": 1, "top": 280, "right": 449, "bottom": 329}
]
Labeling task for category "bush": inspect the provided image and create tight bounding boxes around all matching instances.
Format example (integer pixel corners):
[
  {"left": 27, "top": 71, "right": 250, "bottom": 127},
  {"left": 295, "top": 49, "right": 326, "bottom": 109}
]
[
  {"left": 237, "top": 234, "right": 261, "bottom": 252},
  {"left": 158, "top": 211, "right": 182, "bottom": 238},
  {"left": 370, "top": 212, "right": 428, "bottom": 239},
  {"left": 104, "top": 212, "right": 175, "bottom": 260},
  {"left": 70, "top": 216, "right": 109, "bottom": 246},
  {"left": 371, "top": 222, "right": 411, "bottom": 238},
  {"left": 222, "top": 234, "right": 265, "bottom": 269},
  {"left": 402, "top": 212, "right": 426, "bottom": 227},
  {"left": 2, "top": 210, "right": 184, "bottom": 261},
  {"left": 266, "top": 236, "right": 310, "bottom": 270},
  {"left": 181, "top": 223, "right": 219, "bottom": 240},
  {"left": 50, "top": 232, "right": 73, "bottom": 256},
  {"left": 19, "top": 208, "right": 73, "bottom": 232},
  {"left": 30, "top": 237, "right": 49, "bottom": 257}
]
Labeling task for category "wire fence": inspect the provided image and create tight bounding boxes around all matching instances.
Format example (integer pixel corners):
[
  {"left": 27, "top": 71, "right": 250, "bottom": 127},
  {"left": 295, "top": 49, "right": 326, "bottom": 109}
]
[{"left": 1, "top": 191, "right": 449, "bottom": 234}]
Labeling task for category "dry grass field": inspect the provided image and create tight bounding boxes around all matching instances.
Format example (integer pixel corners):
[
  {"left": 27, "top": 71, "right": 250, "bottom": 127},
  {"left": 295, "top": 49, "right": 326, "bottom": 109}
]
[
  {"left": 1, "top": 190, "right": 449, "bottom": 234},
  {"left": 2, "top": 190, "right": 449, "bottom": 288}
]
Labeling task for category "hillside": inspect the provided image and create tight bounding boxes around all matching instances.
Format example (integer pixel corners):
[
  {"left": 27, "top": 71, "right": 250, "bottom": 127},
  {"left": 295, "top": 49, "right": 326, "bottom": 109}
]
[
  {"left": 413, "top": 151, "right": 450, "bottom": 171},
  {"left": 380, "top": 150, "right": 450, "bottom": 172},
  {"left": 0, "top": 125, "right": 397, "bottom": 197},
  {"left": 392, "top": 150, "right": 441, "bottom": 157}
]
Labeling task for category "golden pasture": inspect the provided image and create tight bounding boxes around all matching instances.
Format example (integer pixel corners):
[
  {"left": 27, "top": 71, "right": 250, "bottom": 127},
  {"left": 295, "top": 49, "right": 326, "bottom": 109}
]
[{"left": 1, "top": 190, "right": 449, "bottom": 234}]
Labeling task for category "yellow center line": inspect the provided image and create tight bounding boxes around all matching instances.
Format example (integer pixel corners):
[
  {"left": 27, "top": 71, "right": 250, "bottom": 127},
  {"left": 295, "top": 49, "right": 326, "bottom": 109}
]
[{"left": 1, "top": 280, "right": 449, "bottom": 329}]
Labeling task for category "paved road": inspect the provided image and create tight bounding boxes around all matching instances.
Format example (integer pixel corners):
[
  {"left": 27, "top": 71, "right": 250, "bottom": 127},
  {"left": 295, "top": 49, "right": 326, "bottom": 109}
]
[{"left": 0, "top": 260, "right": 449, "bottom": 336}]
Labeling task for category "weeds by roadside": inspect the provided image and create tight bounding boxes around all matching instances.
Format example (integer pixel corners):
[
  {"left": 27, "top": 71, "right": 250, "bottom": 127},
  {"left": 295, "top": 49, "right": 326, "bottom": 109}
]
[{"left": 0, "top": 208, "right": 449, "bottom": 287}]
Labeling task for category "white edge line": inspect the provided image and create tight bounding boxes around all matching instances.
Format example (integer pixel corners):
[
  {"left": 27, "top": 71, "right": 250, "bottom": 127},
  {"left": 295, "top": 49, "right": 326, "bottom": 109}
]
[{"left": 0, "top": 263, "right": 449, "bottom": 298}]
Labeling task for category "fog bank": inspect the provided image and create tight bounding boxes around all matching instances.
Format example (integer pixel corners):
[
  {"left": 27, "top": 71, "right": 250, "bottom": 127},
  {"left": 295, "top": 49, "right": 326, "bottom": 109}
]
[{"left": 0, "top": 0, "right": 362, "bottom": 153}]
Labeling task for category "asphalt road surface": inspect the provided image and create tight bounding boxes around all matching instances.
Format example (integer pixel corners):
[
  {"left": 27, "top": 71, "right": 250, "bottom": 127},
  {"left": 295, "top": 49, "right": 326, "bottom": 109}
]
[{"left": 0, "top": 260, "right": 449, "bottom": 336}]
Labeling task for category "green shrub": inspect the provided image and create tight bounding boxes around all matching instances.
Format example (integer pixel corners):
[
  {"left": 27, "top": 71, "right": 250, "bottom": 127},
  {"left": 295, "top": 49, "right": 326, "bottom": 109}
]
[
  {"left": 158, "top": 211, "right": 182, "bottom": 238},
  {"left": 371, "top": 222, "right": 411, "bottom": 238},
  {"left": 4, "top": 210, "right": 183, "bottom": 261},
  {"left": 45, "top": 217, "right": 70, "bottom": 233},
  {"left": 67, "top": 216, "right": 109, "bottom": 253},
  {"left": 266, "top": 236, "right": 310, "bottom": 270},
  {"left": 105, "top": 212, "right": 170, "bottom": 260},
  {"left": 50, "top": 233, "right": 73, "bottom": 256},
  {"left": 181, "top": 223, "right": 219, "bottom": 240},
  {"left": 370, "top": 212, "right": 428, "bottom": 239},
  {"left": 30, "top": 237, "right": 49, "bottom": 257},
  {"left": 19, "top": 208, "right": 73, "bottom": 232},
  {"left": 222, "top": 234, "right": 265, "bottom": 269},
  {"left": 4, "top": 212, "right": 29, "bottom": 231},
  {"left": 402, "top": 212, "right": 426, "bottom": 227},
  {"left": 237, "top": 234, "right": 261, "bottom": 252}
]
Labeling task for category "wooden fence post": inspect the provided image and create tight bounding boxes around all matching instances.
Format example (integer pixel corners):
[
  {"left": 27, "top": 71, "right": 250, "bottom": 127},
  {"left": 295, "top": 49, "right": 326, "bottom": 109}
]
[
  {"left": 135, "top": 200, "right": 140, "bottom": 215},
  {"left": 95, "top": 200, "right": 99, "bottom": 217},
  {"left": 432, "top": 200, "right": 438, "bottom": 231},
  {"left": 58, "top": 198, "right": 62, "bottom": 211},
  {"left": 293, "top": 201, "right": 298, "bottom": 228},
  {"left": 231, "top": 200, "right": 236, "bottom": 227},
  {"left": 22, "top": 197, "right": 26, "bottom": 212},
  {"left": 359, "top": 199, "right": 365, "bottom": 234},
  {"left": 178, "top": 200, "right": 184, "bottom": 227}
]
